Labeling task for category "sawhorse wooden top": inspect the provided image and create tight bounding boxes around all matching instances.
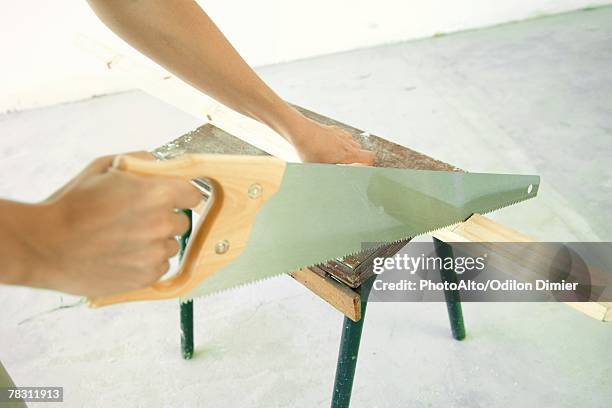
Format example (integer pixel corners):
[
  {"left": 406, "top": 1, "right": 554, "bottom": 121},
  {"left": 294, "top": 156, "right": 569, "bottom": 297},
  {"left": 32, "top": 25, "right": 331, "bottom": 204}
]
[{"left": 153, "top": 106, "right": 611, "bottom": 323}]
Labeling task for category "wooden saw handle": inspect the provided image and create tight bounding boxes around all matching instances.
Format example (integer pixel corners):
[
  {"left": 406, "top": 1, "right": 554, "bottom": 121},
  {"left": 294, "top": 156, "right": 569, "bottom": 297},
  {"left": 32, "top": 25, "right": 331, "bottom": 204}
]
[{"left": 87, "top": 154, "right": 286, "bottom": 307}]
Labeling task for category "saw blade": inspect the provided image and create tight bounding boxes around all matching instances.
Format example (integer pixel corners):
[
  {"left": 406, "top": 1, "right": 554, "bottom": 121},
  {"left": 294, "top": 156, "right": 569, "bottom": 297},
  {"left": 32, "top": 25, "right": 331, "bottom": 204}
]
[{"left": 182, "top": 164, "right": 539, "bottom": 301}]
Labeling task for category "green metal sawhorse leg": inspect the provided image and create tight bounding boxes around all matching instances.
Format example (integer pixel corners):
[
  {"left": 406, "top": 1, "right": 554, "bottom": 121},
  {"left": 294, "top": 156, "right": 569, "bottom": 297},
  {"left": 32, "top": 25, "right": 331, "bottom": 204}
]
[
  {"left": 330, "top": 275, "right": 376, "bottom": 408},
  {"left": 179, "top": 210, "right": 194, "bottom": 360},
  {"left": 433, "top": 238, "right": 466, "bottom": 341},
  {"left": 330, "top": 238, "right": 466, "bottom": 408},
  {"left": 181, "top": 300, "right": 194, "bottom": 359}
]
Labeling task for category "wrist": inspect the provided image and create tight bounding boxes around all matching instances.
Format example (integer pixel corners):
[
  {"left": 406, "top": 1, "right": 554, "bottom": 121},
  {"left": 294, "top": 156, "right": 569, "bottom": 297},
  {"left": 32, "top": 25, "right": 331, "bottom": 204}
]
[
  {"left": 2, "top": 201, "right": 62, "bottom": 289},
  {"left": 255, "top": 99, "right": 309, "bottom": 143},
  {"left": 0, "top": 201, "right": 35, "bottom": 286}
]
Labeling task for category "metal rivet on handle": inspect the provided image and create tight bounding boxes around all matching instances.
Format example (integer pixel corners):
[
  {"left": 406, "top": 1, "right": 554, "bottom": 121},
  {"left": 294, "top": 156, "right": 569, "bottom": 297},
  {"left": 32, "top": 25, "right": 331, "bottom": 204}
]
[
  {"left": 215, "top": 240, "right": 230, "bottom": 254},
  {"left": 248, "top": 183, "right": 263, "bottom": 199}
]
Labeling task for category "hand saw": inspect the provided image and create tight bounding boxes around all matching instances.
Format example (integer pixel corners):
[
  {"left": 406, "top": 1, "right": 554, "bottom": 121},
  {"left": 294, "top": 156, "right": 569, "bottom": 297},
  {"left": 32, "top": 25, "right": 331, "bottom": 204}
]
[{"left": 87, "top": 154, "right": 539, "bottom": 307}]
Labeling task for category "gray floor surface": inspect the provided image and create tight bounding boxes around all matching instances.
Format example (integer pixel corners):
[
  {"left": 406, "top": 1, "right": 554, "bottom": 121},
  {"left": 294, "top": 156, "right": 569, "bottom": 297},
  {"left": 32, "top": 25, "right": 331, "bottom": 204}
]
[{"left": 1, "top": 6, "right": 611, "bottom": 408}]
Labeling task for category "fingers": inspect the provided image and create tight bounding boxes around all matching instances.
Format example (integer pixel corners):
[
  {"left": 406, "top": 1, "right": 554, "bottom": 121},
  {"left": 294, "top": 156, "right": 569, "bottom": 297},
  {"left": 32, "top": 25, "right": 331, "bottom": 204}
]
[
  {"left": 143, "top": 210, "right": 191, "bottom": 240},
  {"left": 355, "top": 149, "right": 376, "bottom": 166},
  {"left": 125, "top": 151, "right": 156, "bottom": 161},
  {"left": 166, "top": 179, "right": 203, "bottom": 209},
  {"left": 87, "top": 155, "right": 116, "bottom": 174},
  {"left": 92, "top": 151, "right": 152, "bottom": 172},
  {"left": 338, "top": 147, "right": 376, "bottom": 165},
  {"left": 164, "top": 238, "right": 181, "bottom": 258},
  {"left": 156, "top": 260, "right": 171, "bottom": 278},
  {"left": 334, "top": 128, "right": 375, "bottom": 165},
  {"left": 347, "top": 139, "right": 361, "bottom": 149},
  {"left": 137, "top": 176, "right": 203, "bottom": 211},
  {"left": 144, "top": 259, "right": 170, "bottom": 286},
  {"left": 169, "top": 211, "right": 191, "bottom": 237},
  {"left": 85, "top": 151, "right": 152, "bottom": 178},
  {"left": 138, "top": 239, "right": 180, "bottom": 285},
  {"left": 148, "top": 239, "right": 181, "bottom": 282}
]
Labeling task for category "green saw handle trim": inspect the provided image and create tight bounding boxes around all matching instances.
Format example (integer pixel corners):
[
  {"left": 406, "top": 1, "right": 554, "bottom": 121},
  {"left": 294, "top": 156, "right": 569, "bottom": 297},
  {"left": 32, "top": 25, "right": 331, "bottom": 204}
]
[{"left": 87, "top": 154, "right": 286, "bottom": 307}]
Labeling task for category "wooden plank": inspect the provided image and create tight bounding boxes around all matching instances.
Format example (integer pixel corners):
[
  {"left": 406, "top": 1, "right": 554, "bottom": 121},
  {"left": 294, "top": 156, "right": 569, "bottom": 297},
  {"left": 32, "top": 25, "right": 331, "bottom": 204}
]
[
  {"left": 434, "top": 214, "right": 532, "bottom": 242},
  {"left": 433, "top": 214, "right": 612, "bottom": 322},
  {"left": 76, "top": 35, "right": 300, "bottom": 162},
  {"left": 289, "top": 269, "right": 361, "bottom": 322},
  {"left": 565, "top": 302, "right": 612, "bottom": 323}
]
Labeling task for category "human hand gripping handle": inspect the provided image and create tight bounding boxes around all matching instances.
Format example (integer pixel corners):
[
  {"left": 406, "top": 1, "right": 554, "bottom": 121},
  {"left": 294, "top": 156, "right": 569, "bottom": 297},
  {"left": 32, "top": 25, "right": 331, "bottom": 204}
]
[
  {"left": 0, "top": 154, "right": 204, "bottom": 298},
  {"left": 87, "top": 154, "right": 286, "bottom": 307}
]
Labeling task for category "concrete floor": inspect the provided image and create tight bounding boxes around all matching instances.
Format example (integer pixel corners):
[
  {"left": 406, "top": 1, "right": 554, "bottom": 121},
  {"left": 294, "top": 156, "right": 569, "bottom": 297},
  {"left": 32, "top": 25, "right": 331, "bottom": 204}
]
[{"left": 1, "top": 6, "right": 611, "bottom": 408}]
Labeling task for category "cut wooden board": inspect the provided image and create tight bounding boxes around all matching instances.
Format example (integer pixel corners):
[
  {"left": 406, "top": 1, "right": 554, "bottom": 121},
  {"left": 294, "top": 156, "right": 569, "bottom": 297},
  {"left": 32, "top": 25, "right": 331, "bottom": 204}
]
[{"left": 433, "top": 214, "right": 612, "bottom": 322}]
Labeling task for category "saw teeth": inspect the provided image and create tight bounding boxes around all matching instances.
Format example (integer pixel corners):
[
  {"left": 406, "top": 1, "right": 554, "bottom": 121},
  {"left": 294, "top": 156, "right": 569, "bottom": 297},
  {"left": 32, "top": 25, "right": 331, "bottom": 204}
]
[{"left": 183, "top": 190, "right": 537, "bottom": 301}]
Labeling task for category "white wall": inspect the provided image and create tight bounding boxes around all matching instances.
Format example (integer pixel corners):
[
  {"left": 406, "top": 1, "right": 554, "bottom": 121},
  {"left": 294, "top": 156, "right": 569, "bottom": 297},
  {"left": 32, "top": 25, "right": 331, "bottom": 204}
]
[{"left": 1, "top": 0, "right": 609, "bottom": 112}]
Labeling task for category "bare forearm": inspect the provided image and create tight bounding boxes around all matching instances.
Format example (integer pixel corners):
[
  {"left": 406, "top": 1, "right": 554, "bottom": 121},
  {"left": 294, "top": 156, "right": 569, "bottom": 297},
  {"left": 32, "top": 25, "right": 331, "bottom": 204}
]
[
  {"left": 87, "top": 0, "right": 376, "bottom": 165},
  {"left": 87, "top": 0, "right": 302, "bottom": 135}
]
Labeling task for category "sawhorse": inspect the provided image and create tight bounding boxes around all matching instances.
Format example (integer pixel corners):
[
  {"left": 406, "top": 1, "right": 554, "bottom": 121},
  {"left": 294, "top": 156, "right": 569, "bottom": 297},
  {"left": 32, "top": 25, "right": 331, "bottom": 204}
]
[
  {"left": 151, "top": 106, "right": 610, "bottom": 408},
  {"left": 177, "top": 211, "right": 465, "bottom": 407}
]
